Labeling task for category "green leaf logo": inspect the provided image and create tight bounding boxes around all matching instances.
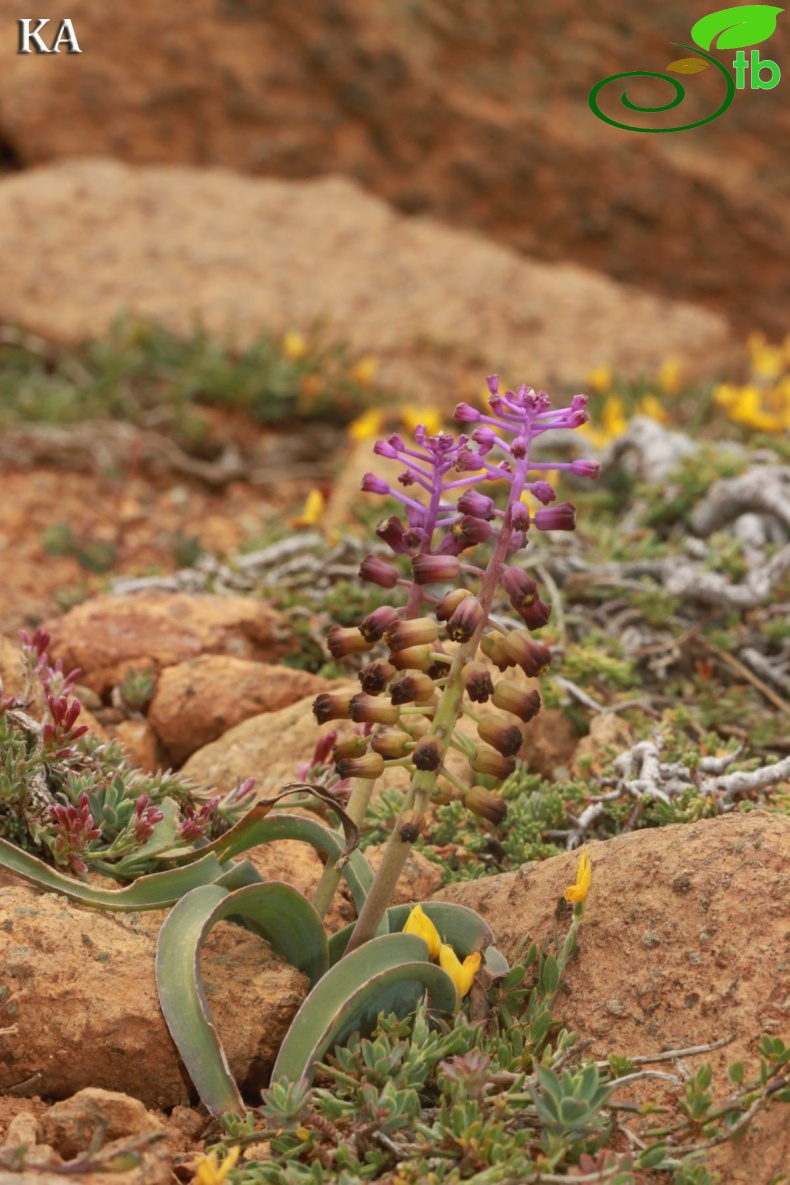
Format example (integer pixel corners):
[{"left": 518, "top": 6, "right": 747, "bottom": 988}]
[
  {"left": 691, "top": 4, "right": 784, "bottom": 50},
  {"left": 667, "top": 56, "right": 710, "bottom": 72}
]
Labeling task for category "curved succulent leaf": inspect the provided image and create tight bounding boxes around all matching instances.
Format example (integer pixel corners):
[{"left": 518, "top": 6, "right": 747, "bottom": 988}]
[
  {"left": 272, "top": 933, "right": 458, "bottom": 1085},
  {"left": 156, "top": 880, "right": 329, "bottom": 1116},
  {"left": 0, "top": 836, "right": 231, "bottom": 910},
  {"left": 327, "top": 900, "right": 497, "bottom": 967}
]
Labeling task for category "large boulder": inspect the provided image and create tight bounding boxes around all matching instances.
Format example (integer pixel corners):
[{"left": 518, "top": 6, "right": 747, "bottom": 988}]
[
  {"left": 0, "top": 0, "right": 787, "bottom": 333},
  {"left": 0, "top": 160, "right": 730, "bottom": 409}
]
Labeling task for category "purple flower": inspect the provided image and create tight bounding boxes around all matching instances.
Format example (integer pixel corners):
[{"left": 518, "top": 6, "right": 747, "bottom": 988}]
[
  {"left": 533, "top": 502, "right": 576, "bottom": 531},
  {"left": 361, "top": 473, "right": 391, "bottom": 495},
  {"left": 133, "top": 794, "right": 165, "bottom": 843}
]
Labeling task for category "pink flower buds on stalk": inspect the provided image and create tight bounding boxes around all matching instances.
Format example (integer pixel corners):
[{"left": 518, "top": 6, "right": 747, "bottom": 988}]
[{"left": 312, "top": 374, "right": 598, "bottom": 950}]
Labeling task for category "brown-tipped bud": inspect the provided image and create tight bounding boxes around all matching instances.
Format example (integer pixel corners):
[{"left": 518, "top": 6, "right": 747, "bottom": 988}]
[
  {"left": 389, "top": 644, "right": 436, "bottom": 672},
  {"left": 358, "top": 660, "right": 396, "bottom": 695},
  {"left": 427, "top": 655, "right": 452, "bottom": 681},
  {"left": 412, "top": 736, "right": 442, "bottom": 771},
  {"left": 479, "top": 630, "right": 517, "bottom": 673},
  {"left": 335, "top": 751, "right": 385, "bottom": 780},
  {"left": 398, "top": 809, "right": 426, "bottom": 843},
  {"left": 385, "top": 617, "right": 439, "bottom": 652},
  {"left": 446, "top": 596, "right": 485, "bottom": 643},
  {"left": 431, "top": 781, "right": 456, "bottom": 806},
  {"left": 492, "top": 682, "right": 542, "bottom": 722},
  {"left": 359, "top": 554, "right": 401, "bottom": 589},
  {"left": 436, "top": 587, "right": 473, "bottom": 621},
  {"left": 501, "top": 567, "right": 552, "bottom": 630},
  {"left": 477, "top": 714, "right": 525, "bottom": 757},
  {"left": 462, "top": 662, "right": 495, "bottom": 703},
  {"left": 349, "top": 693, "right": 400, "bottom": 725},
  {"left": 327, "top": 625, "right": 374, "bottom": 659},
  {"left": 390, "top": 672, "right": 436, "bottom": 705},
  {"left": 371, "top": 729, "right": 412, "bottom": 759},
  {"left": 463, "top": 786, "right": 508, "bottom": 825},
  {"left": 411, "top": 554, "right": 462, "bottom": 585},
  {"left": 359, "top": 605, "right": 400, "bottom": 643},
  {"left": 469, "top": 745, "right": 516, "bottom": 780},
  {"left": 332, "top": 735, "right": 370, "bottom": 761},
  {"left": 313, "top": 691, "right": 354, "bottom": 724},
  {"left": 501, "top": 631, "right": 552, "bottom": 678}
]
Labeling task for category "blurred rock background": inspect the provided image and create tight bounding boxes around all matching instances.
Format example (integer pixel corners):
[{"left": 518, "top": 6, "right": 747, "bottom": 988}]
[{"left": 0, "top": 0, "right": 787, "bottom": 385}]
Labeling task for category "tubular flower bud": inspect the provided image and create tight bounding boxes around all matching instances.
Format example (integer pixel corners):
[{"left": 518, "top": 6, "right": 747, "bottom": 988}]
[
  {"left": 412, "top": 736, "right": 442, "bottom": 771},
  {"left": 399, "top": 810, "right": 426, "bottom": 843},
  {"left": 462, "top": 662, "right": 495, "bottom": 703},
  {"left": 492, "top": 682, "right": 542, "bottom": 722},
  {"left": 376, "top": 515, "right": 411, "bottom": 554},
  {"left": 479, "top": 630, "right": 517, "bottom": 673},
  {"left": 359, "top": 555, "right": 400, "bottom": 589},
  {"left": 519, "top": 596, "right": 552, "bottom": 630},
  {"left": 389, "top": 644, "right": 437, "bottom": 672},
  {"left": 501, "top": 568, "right": 552, "bottom": 631},
  {"left": 389, "top": 672, "right": 436, "bottom": 705},
  {"left": 438, "top": 515, "right": 493, "bottom": 555},
  {"left": 403, "top": 904, "right": 441, "bottom": 958},
  {"left": 327, "top": 626, "right": 374, "bottom": 659},
  {"left": 534, "top": 501, "right": 576, "bottom": 531},
  {"left": 456, "top": 489, "right": 497, "bottom": 519},
  {"left": 501, "top": 631, "right": 552, "bottom": 677},
  {"left": 359, "top": 605, "right": 400, "bottom": 643},
  {"left": 530, "top": 481, "right": 556, "bottom": 505},
  {"left": 358, "top": 660, "right": 396, "bottom": 694},
  {"left": 436, "top": 587, "right": 473, "bottom": 621},
  {"left": 570, "top": 459, "right": 600, "bottom": 479},
  {"left": 350, "top": 693, "right": 400, "bottom": 725},
  {"left": 361, "top": 472, "right": 391, "bottom": 495},
  {"left": 469, "top": 745, "right": 516, "bottom": 780},
  {"left": 477, "top": 714, "right": 525, "bottom": 757},
  {"left": 334, "top": 751, "right": 385, "bottom": 781},
  {"left": 511, "top": 502, "right": 531, "bottom": 532},
  {"left": 453, "top": 402, "right": 481, "bottom": 423},
  {"left": 411, "top": 553, "right": 462, "bottom": 585},
  {"left": 385, "top": 617, "right": 439, "bottom": 652},
  {"left": 446, "top": 596, "right": 485, "bottom": 643},
  {"left": 463, "top": 786, "right": 508, "bottom": 825},
  {"left": 313, "top": 691, "right": 354, "bottom": 724},
  {"left": 371, "top": 729, "right": 412, "bottom": 759},
  {"left": 332, "top": 735, "right": 370, "bottom": 762}
]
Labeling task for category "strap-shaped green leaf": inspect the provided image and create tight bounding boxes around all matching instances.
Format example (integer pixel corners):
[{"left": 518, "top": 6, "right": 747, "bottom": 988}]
[
  {"left": 271, "top": 932, "right": 458, "bottom": 1085},
  {"left": 156, "top": 881, "right": 330, "bottom": 1116},
  {"left": 0, "top": 836, "right": 230, "bottom": 910}
]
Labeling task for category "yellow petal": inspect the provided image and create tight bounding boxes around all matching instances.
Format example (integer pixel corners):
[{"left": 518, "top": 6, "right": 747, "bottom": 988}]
[
  {"left": 290, "top": 488, "right": 325, "bottom": 529},
  {"left": 282, "top": 330, "right": 308, "bottom": 361},
  {"left": 564, "top": 849, "right": 592, "bottom": 904},
  {"left": 657, "top": 357, "right": 682, "bottom": 396},
  {"left": 586, "top": 365, "right": 614, "bottom": 395},
  {"left": 439, "top": 943, "right": 481, "bottom": 998},
  {"left": 403, "top": 904, "right": 441, "bottom": 960},
  {"left": 192, "top": 1146, "right": 240, "bottom": 1185},
  {"left": 348, "top": 408, "right": 386, "bottom": 442},
  {"left": 401, "top": 405, "right": 443, "bottom": 436},
  {"left": 350, "top": 355, "right": 379, "bottom": 386}
]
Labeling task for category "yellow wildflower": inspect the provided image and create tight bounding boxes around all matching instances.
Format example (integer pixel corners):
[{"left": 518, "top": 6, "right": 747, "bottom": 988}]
[
  {"left": 750, "top": 344, "right": 784, "bottom": 382},
  {"left": 348, "top": 407, "right": 386, "bottom": 442},
  {"left": 403, "top": 904, "right": 441, "bottom": 960},
  {"left": 439, "top": 943, "right": 482, "bottom": 998},
  {"left": 657, "top": 357, "right": 682, "bottom": 396},
  {"left": 282, "top": 330, "right": 308, "bottom": 361},
  {"left": 586, "top": 364, "right": 614, "bottom": 395},
  {"left": 192, "top": 1145, "right": 240, "bottom": 1185},
  {"left": 564, "top": 849, "right": 592, "bottom": 904},
  {"left": 401, "top": 405, "right": 443, "bottom": 436},
  {"left": 601, "top": 394, "right": 628, "bottom": 436},
  {"left": 291, "top": 488, "right": 325, "bottom": 529},
  {"left": 637, "top": 393, "right": 669, "bottom": 424},
  {"left": 350, "top": 355, "right": 379, "bottom": 386}
]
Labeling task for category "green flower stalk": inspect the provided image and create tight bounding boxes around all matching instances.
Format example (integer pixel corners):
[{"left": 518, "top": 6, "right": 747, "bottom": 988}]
[{"left": 313, "top": 377, "right": 598, "bottom": 947}]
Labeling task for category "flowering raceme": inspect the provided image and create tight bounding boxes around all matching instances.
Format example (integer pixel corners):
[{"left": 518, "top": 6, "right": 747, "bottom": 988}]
[{"left": 313, "top": 376, "right": 599, "bottom": 949}]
